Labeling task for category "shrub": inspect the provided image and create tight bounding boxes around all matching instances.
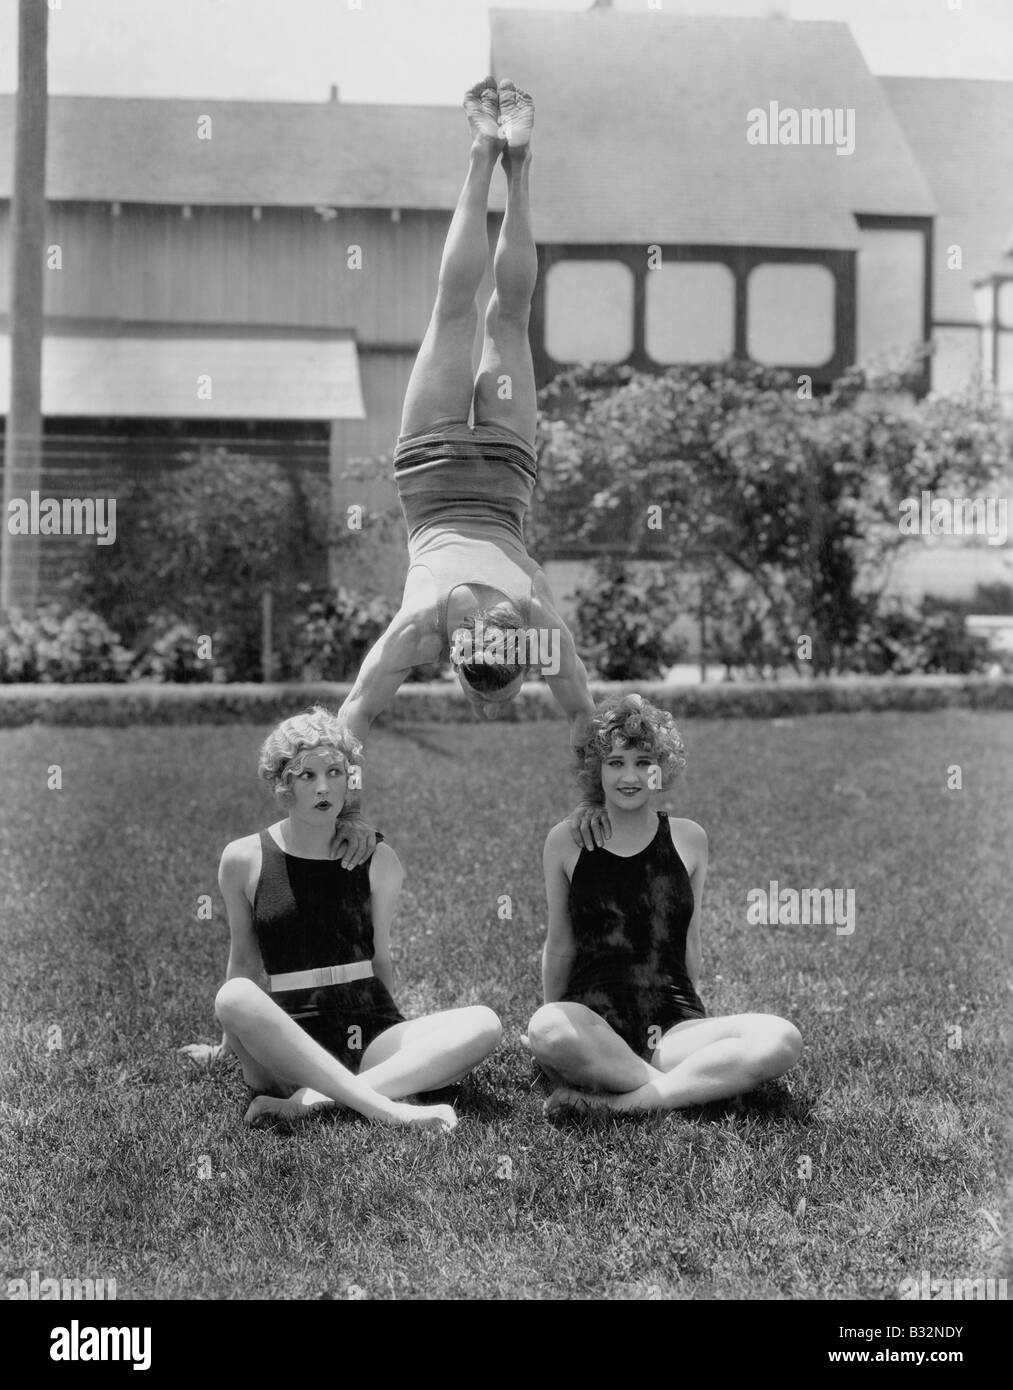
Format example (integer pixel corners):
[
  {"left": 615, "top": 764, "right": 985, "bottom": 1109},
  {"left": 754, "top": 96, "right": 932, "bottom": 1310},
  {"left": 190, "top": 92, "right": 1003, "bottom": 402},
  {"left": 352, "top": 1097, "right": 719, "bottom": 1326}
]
[
  {"left": 66, "top": 449, "right": 330, "bottom": 681},
  {"left": 848, "top": 598, "right": 991, "bottom": 676},
  {"left": 570, "top": 559, "right": 687, "bottom": 680},
  {"left": 289, "top": 587, "right": 398, "bottom": 681},
  {"left": 535, "top": 358, "right": 1012, "bottom": 676},
  {"left": 0, "top": 607, "right": 133, "bottom": 684},
  {"left": 129, "top": 614, "right": 223, "bottom": 683}
]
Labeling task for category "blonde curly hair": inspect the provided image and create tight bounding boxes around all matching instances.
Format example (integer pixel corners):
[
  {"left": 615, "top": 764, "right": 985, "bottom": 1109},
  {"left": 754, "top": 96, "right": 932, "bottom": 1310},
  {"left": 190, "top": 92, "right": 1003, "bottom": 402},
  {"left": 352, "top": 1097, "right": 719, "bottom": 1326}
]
[
  {"left": 257, "top": 705, "right": 362, "bottom": 804},
  {"left": 575, "top": 693, "right": 686, "bottom": 805}
]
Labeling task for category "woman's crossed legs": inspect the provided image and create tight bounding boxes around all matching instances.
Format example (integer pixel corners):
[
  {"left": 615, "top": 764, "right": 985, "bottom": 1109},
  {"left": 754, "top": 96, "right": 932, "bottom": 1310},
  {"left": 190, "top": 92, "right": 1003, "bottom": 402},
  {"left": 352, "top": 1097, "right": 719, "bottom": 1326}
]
[
  {"left": 527, "top": 1001, "right": 802, "bottom": 1116},
  {"left": 216, "top": 977, "right": 501, "bottom": 1129}
]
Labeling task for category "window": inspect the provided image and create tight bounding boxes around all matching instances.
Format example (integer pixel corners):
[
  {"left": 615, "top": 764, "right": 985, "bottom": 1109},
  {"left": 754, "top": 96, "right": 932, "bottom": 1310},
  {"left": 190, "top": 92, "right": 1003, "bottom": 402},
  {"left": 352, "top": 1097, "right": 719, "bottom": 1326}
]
[
  {"left": 747, "top": 263, "right": 836, "bottom": 366},
  {"left": 645, "top": 262, "right": 734, "bottom": 364},
  {"left": 544, "top": 260, "right": 634, "bottom": 365},
  {"left": 856, "top": 228, "right": 925, "bottom": 363}
]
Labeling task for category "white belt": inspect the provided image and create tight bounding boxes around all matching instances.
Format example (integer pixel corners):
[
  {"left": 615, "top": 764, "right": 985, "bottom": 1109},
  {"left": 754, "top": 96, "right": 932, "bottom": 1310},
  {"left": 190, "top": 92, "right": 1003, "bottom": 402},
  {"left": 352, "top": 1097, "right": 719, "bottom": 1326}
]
[{"left": 270, "top": 961, "right": 374, "bottom": 992}]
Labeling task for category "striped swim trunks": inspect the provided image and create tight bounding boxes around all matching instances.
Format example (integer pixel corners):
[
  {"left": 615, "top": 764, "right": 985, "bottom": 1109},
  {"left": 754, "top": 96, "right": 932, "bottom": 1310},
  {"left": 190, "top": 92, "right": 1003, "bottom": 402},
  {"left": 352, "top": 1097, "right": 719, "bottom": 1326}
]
[{"left": 393, "top": 420, "right": 538, "bottom": 541}]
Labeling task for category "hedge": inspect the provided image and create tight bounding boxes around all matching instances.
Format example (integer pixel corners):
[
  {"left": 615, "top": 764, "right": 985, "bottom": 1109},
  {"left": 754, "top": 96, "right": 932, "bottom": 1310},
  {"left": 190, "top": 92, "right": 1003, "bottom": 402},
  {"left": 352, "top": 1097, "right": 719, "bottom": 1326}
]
[{"left": 0, "top": 676, "right": 1011, "bottom": 728}]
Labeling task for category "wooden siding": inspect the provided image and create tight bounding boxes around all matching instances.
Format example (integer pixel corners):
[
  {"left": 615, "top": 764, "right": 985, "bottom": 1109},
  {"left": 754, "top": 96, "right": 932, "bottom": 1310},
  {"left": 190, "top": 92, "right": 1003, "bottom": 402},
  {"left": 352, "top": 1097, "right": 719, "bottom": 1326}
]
[{"left": 1, "top": 203, "right": 459, "bottom": 345}]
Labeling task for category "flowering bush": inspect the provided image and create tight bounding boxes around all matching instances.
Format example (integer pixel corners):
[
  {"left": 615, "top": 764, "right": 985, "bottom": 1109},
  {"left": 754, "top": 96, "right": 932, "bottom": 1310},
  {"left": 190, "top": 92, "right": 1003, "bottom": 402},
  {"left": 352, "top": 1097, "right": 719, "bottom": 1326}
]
[
  {"left": 129, "top": 614, "right": 223, "bottom": 683},
  {"left": 289, "top": 587, "right": 398, "bottom": 682},
  {"left": 570, "top": 559, "right": 687, "bottom": 680},
  {"left": 0, "top": 607, "right": 133, "bottom": 683}
]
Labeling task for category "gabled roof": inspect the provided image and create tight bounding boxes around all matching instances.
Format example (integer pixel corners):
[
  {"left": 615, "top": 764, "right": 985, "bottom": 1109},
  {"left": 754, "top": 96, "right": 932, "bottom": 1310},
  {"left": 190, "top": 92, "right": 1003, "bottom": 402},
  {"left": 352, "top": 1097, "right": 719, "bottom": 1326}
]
[
  {"left": 0, "top": 95, "right": 504, "bottom": 210},
  {"left": 882, "top": 77, "right": 1013, "bottom": 318},
  {"left": 491, "top": 7, "right": 935, "bottom": 249}
]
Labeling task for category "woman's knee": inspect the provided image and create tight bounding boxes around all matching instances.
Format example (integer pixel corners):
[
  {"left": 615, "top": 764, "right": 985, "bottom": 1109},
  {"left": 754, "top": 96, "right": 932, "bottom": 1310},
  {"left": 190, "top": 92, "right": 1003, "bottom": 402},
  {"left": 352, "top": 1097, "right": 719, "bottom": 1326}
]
[
  {"left": 745, "top": 1015, "right": 802, "bottom": 1080},
  {"left": 464, "top": 1005, "right": 503, "bottom": 1051},
  {"left": 214, "top": 976, "right": 264, "bottom": 1027},
  {"left": 526, "top": 1004, "right": 583, "bottom": 1066}
]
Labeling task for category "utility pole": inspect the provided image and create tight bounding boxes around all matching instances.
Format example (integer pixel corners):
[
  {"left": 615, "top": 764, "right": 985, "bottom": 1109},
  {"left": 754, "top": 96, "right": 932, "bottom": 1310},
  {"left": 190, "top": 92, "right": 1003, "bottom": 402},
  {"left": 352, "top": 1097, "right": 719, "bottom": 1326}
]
[{"left": 1, "top": 0, "right": 49, "bottom": 614}]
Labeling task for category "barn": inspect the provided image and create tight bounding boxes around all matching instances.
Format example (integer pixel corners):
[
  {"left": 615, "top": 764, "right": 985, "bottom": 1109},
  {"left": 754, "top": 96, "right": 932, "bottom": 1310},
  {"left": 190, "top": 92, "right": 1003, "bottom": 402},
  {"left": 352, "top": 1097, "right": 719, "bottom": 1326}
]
[{"left": 1, "top": 4, "right": 1010, "bottom": 612}]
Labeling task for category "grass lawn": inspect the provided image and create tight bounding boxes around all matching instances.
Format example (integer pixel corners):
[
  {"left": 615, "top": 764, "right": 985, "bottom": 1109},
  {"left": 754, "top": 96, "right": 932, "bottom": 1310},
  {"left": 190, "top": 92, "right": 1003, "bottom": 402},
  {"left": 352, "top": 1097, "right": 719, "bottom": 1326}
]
[{"left": 1, "top": 710, "right": 1009, "bottom": 1301}]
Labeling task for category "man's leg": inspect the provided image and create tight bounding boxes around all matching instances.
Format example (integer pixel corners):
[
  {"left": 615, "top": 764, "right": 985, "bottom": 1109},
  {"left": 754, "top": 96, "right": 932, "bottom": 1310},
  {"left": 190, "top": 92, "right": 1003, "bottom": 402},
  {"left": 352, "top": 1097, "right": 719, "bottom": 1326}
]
[
  {"left": 399, "top": 79, "right": 504, "bottom": 438},
  {"left": 472, "top": 82, "right": 538, "bottom": 446}
]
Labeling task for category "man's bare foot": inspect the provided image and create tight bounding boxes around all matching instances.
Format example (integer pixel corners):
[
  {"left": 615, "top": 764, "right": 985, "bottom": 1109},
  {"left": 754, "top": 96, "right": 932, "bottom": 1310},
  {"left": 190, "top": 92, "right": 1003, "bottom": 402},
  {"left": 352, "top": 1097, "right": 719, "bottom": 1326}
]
[
  {"left": 244, "top": 1087, "right": 329, "bottom": 1125},
  {"left": 464, "top": 77, "right": 504, "bottom": 150},
  {"left": 390, "top": 1102, "right": 458, "bottom": 1133},
  {"left": 497, "top": 79, "right": 534, "bottom": 151}
]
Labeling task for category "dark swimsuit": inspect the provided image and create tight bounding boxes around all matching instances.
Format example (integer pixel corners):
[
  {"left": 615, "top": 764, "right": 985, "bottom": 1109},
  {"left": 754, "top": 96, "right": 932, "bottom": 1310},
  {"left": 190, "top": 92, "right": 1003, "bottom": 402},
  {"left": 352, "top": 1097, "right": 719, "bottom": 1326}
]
[
  {"left": 562, "top": 811, "right": 706, "bottom": 1059},
  {"left": 251, "top": 830, "right": 405, "bottom": 1076}
]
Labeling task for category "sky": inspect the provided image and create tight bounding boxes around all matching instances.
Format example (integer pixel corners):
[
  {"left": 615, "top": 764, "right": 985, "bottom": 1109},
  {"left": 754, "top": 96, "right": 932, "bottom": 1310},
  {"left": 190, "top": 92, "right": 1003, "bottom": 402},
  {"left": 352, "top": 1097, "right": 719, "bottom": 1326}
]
[{"left": 0, "top": 0, "right": 1010, "bottom": 103}]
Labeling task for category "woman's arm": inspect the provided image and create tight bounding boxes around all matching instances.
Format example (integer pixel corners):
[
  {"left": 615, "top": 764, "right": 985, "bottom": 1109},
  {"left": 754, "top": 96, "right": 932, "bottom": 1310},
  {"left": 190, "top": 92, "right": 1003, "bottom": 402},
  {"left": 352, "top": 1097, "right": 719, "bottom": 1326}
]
[
  {"left": 217, "top": 839, "right": 269, "bottom": 1054},
  {"left": 367, "top": 841, "right": 404, "bottom": 997},
  {"left": 179, "top": 837, "right": 266, "bottom": 1066},
  {"left": 674, "top": 820, "right": 708, "bottom": 993},
  {"left": 542, "top": 823, "right": 578, "bottom": 1003}
]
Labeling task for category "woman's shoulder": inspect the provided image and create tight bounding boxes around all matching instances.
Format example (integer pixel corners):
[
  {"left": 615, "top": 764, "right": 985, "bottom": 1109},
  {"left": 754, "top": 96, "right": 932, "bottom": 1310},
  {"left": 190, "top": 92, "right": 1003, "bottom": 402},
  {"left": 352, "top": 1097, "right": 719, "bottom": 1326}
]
[
  {"left": 368, "top": 836, "right": 402, "bottom": 879},
  {"left": 218, "top": 830, "right": 264, "bottom": 895},
  {"left": 543, "top": 820, "right": 581, "bottom": 872},
  {"left": 664, "top": 816, "right": 708, "bottom": 871},
  {"left": 220, "top": 830, "right": 263, "bottom": 868},
  {"left": 544, "top": 819, "right": 573, "bottom": 850}
]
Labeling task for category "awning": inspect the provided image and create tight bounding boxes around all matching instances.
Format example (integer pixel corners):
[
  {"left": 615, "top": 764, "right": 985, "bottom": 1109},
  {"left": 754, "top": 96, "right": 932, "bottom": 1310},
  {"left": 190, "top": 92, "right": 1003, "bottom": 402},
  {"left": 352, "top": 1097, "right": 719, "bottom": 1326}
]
[{"left": 0, "top": 329, "right": 365, "bottom": 420}]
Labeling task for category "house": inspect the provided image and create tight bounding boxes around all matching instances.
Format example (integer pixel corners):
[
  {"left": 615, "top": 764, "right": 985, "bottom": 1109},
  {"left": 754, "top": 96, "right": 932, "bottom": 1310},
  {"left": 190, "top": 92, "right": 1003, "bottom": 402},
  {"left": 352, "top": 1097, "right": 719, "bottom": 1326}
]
[
  {"left": 1, "top": 5, "right": 1009, "bottom": 612},
  {"left": 881, "top": 76, "right": 1013, "bottom": 399}
]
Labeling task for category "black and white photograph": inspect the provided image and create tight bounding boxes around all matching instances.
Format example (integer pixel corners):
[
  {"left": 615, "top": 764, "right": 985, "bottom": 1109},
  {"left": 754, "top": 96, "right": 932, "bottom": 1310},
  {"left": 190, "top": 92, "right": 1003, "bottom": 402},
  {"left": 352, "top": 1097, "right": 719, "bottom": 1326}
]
[{"left": 1, "top": 0, "right": 1010, "bottom": 1341}]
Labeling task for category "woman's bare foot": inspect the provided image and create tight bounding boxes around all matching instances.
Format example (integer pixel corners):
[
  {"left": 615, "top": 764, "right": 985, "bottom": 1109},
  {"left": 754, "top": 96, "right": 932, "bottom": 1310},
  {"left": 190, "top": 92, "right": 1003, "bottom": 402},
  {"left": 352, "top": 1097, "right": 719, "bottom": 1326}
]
[
  {"left": 390, "top": 1102, "right": 458, "bottom": 1133},
  {"left": 244, "top": 1086, "right": 329, "bottom": 1125},
  {"left": 464, "top": 77, "right": 504, "bottom": 151},
  {"left": 497, "top": 79, "right": 534, "bottom": 150},
  {"left": 544, "top": 1086, "right": 618, "bottom": 1118},
  {"left": 244, "top": 1091, "right": 457, "bottom": 1132}
]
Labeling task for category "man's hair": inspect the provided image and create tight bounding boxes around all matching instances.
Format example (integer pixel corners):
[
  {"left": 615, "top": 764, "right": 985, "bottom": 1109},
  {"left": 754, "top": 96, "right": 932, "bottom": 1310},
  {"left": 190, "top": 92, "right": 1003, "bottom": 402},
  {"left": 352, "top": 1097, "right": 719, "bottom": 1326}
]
[
  {"left": 451, "top": 600, "right": 529, "bottom": 694},
  {"left": 574, "top": 693, "right": 686, "bottom": 805},
  {"left": 257, "top": 704, "right": 361, "bottom": 803}
]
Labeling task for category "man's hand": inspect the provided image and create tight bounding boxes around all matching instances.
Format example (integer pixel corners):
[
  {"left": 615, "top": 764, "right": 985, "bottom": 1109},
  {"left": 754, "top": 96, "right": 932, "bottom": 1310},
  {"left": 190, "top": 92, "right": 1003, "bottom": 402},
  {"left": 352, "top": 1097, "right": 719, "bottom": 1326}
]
[
  {"left": 566, "top": 801, "right": 612, "bottom": 851},
  {"left": 330, "top": 814, "right": 376, "bottom": 869},
  {"left": 178, "top": 1042, "right": 224, "bottom": 1068}
]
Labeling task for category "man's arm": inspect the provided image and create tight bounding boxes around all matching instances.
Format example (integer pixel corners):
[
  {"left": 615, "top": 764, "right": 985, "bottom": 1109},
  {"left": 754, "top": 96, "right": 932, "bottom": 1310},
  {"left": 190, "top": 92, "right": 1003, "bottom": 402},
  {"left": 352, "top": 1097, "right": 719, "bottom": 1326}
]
[
  {"left": 336, "top": 612, "right": 421, "bottom": 746},
  {"left": 531, "top": 593, "right": 612, "bottom": 850},
  {"left": 531, "top": 590, "right": 595, "bottom": 744},
  {"left": 331, "top": 612, "right": 426, "bottom": 868}
]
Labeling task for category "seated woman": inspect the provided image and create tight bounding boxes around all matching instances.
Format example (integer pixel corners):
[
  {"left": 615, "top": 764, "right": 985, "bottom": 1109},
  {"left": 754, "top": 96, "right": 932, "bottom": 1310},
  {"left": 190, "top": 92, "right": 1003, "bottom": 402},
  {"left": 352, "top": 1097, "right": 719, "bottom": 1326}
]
[
  {"left": 526, "top": 695, "right": 802, "bottom": 1116},
  {"left": 180, "top": 706, "right": 502, "bottom": 1129}
]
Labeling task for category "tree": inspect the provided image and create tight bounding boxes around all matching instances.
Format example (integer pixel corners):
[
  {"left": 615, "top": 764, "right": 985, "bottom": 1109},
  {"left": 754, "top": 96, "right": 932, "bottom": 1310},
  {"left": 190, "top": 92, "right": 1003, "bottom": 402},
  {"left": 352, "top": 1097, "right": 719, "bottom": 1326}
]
[{"left": 534, "top": 359, "right": 1011, "bottom": 675}]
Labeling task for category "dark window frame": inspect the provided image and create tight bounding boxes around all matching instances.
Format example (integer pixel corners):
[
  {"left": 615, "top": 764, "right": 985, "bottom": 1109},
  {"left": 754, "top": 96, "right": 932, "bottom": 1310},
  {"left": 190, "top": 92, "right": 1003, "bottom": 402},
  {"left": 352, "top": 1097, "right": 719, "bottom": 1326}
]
[{"left": 531, "top": 242, "right": 858, "bottom": 388}]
